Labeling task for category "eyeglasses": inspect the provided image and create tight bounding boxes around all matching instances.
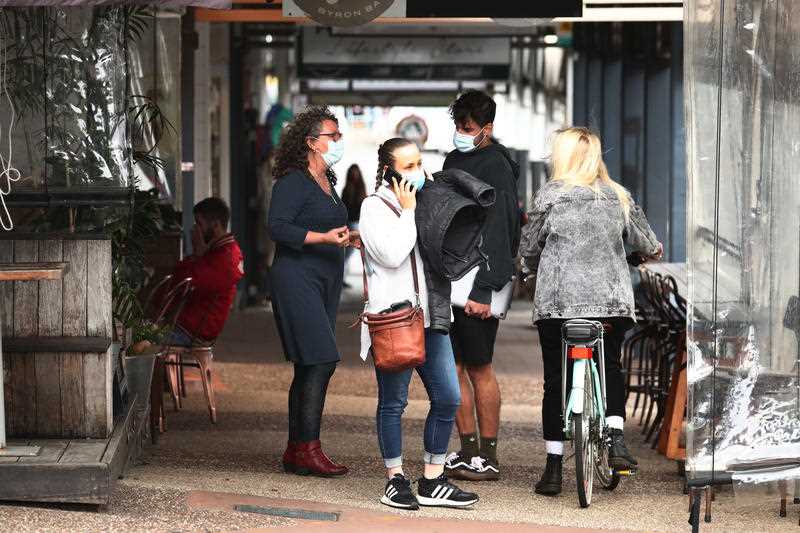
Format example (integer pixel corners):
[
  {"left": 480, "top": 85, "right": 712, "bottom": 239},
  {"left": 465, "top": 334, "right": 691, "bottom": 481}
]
[{"left": 315, "top": 131, "right": 343, "bottom": 142}]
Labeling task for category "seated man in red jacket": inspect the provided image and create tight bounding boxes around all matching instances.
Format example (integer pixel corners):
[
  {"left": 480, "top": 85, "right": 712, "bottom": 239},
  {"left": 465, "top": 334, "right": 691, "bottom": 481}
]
[{"left": 165, "top": 197, "right": 244, "bottom": 346}]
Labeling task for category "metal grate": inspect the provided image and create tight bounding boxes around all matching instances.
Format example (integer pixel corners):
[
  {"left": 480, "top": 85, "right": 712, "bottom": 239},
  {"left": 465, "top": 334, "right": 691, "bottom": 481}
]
[{"left": 233, "top": 504, "right": 340, "bottom": 522}]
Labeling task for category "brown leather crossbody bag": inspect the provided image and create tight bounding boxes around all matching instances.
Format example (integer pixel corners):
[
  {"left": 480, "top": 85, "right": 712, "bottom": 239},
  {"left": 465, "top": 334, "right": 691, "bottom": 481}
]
[{"left": 356, "top": 196, "right": 426, "bottom": 372}]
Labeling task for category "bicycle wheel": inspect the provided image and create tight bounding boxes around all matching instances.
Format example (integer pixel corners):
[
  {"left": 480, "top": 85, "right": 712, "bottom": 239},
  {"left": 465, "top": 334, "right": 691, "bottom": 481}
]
[
  {"left": 595, "top": 438, "right": 621, "bottom": 491},
  {"left": 593, "top": 368, "right": 621, "bottom": 491},
  {"left": 574, "top": 363, "right": 594, "bottom": 508}
]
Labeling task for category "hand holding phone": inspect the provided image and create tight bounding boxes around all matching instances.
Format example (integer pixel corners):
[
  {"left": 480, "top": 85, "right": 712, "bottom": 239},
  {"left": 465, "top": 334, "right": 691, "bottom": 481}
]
[{"left": 391, "top": 177, "right": 417, "bottom": 211}]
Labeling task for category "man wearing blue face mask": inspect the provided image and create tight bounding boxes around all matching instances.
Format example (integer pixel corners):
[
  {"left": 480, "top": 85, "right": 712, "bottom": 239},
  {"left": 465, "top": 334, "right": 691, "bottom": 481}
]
[{"left": 443, "top": 90, "right": 521, "bottom": 482}]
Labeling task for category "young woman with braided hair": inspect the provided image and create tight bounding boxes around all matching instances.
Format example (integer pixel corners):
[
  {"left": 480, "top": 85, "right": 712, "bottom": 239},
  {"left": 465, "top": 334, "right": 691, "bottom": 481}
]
[{"left": 357, "top": 138, "right": 479, "bottom": 510}]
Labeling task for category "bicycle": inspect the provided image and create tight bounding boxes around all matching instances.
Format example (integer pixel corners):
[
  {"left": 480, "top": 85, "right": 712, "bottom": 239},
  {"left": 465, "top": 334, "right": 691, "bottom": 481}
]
[{"left": 561, "top": 319, "right": 635, "bottom": 508}]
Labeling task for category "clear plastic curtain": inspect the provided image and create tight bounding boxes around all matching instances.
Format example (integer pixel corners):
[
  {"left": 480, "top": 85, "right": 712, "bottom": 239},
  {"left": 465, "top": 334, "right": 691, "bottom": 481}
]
[
  {"left": 127, "top": 11, "right": 181, "bottom": 198},
  {"left": 0, "top": 7, "right": 130, "bottom": 189},
  {"left": 685, "top": 0, "right": 800, "bottom": 498},
  {"left": 0, "top": 5, "right": 183, "bottom": 231}
]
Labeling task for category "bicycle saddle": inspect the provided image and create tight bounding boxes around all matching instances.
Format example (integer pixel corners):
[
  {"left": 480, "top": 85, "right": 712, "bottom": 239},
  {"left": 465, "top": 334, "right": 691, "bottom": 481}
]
[{"left": 561, "top": 319, "right": 603, "bottom": 344}]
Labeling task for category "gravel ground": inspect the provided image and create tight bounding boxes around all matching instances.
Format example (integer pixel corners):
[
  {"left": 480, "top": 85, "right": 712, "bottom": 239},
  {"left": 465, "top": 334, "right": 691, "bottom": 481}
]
[
  {"left": 0, "top": 484, "right": 291, "bottom": 532},
  {"left": 0, "top": 298, "right": 795, "bottom": 532}
]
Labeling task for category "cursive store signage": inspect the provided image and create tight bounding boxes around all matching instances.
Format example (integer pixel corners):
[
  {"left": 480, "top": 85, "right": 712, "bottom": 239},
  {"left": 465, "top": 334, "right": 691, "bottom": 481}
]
[{"left": 300, "top": 28, "right": 510, "bottom": 80}]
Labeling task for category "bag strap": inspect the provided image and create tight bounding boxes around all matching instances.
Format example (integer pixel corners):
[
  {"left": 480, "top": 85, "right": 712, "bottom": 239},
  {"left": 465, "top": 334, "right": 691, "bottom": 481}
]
[{"left": 359, "top": 194, "right": 420, "bottom": 306}]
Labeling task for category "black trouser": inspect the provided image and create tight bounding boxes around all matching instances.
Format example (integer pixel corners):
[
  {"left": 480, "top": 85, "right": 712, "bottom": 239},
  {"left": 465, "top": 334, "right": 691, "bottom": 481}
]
[
  {"left": 288, "top": 362, "right": 337, "bottom": 442},
  {"left": 536, "top": 317, "right": 632, "bottom": 442}
]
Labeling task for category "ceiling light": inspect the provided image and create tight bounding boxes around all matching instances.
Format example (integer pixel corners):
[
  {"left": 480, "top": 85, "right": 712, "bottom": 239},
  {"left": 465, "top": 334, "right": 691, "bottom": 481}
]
[{"left": 543, "top": 34, "right": 558, "bottom": 45}]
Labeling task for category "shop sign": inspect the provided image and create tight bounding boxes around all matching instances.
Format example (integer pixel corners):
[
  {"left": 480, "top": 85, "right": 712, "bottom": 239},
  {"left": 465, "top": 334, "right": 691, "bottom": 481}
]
[
  {"left": 300, "top": 28, "right": 510, "bottom": 80},
  {"left": 291, "top": 0, "right": 396, "bottom": 27}
]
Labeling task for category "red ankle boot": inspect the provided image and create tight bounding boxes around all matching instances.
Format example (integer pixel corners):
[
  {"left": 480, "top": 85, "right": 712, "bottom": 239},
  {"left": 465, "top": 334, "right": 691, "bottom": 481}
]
[
  {"left": 294, "top": 440, "right": 348, "bottom": 477},
  {"left": 282, "top": 441, "right": 297, "bottom": 473}
]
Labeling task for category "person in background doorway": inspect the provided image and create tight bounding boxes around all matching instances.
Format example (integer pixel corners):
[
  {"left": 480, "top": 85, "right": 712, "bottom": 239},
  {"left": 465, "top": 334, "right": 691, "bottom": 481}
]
[
  {"left": 359, "top": 138, "right": 478, "bottom": 510},
  {"left": 167, "top": 197, "right": 244, "bottom": 346},
  {"left": 268, "top": 106, "right": 352, "bottom": 478},
  {"left": 341, "top": 164, "right": 367, "bottom": 287},
  {"left": 520, "top": 127, "right": 662, "bottom": 496},
  {"left": 443, "top": 90, "right": 521, "bottom": 482}
]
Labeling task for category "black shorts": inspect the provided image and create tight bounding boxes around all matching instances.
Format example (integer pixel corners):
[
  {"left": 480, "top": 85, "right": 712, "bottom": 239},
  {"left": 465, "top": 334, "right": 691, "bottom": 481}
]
[{"left": 450, "top": 306, "right": 500, "bottom": 367}]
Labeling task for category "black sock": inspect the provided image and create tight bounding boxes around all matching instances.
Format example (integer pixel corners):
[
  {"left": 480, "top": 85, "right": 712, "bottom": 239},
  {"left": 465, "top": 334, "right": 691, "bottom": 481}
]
[
  {"left": 460, "top": 433, "right": 479, "bottom": 458},
  {"left": 480, "top": 436, "right": 498, "bottom": 462}
]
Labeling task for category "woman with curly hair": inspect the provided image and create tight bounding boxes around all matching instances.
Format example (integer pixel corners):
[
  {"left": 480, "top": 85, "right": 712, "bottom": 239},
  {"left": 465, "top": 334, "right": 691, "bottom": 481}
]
[{"left": 268, "top": 106, "right": 351, "bottom": 477}]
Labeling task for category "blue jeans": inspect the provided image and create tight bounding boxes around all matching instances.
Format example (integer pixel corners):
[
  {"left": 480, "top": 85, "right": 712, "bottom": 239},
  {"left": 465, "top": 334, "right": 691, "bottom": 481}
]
[
  {"left": 375, "top": 329, "right": 461, "bottom": 468},
  {"left": 164, "top": 328, "right": 193, "bottom": 347}
]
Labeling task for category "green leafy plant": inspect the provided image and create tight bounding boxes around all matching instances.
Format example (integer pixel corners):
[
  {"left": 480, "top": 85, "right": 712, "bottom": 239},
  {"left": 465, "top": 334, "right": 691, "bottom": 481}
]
[
  {"left": 109, "top": 188, "right": 165, "bottom": 332},
  {"left": 133, "top": 320, "right": 169, "bottom": 346},
  {"left": 123, "top": 93, "right": 177, "bottom": 175}
]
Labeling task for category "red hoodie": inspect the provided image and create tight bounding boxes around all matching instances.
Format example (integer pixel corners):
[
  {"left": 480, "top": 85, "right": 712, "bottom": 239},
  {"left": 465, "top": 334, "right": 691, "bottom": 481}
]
[{"left": 172, "top": 233, "right": 244, "bottom": 341}]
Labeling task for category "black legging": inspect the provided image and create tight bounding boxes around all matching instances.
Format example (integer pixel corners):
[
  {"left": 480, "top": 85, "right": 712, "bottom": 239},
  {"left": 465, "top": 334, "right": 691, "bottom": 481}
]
[
  {"left": 537, "top": 317, "right": 632, "bottom": 442},
  {"left": 288, "top": 362, "right": 337, "bottom": 442}
]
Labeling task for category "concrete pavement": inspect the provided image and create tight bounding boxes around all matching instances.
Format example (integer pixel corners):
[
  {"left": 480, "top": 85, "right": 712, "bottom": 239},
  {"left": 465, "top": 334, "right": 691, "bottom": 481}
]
[{"left": 0, "top": 289, "right": 795, "bottom": 532}]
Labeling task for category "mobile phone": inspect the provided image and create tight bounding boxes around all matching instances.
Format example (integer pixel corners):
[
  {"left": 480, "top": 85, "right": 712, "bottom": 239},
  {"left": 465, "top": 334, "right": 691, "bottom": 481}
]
[
  {"left": 382, "top": 166, "right": 405, "bottom": 186},
  {"left": 379, "top": 300, "right": 412, "bottom": 314}
]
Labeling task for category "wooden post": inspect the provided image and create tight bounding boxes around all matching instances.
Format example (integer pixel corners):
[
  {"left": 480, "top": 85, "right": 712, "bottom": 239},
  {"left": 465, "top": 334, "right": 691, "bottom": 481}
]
[
  {"left": 658, "top": 340, "right": 687, "bottom": 460},
  {"left": 35, "top": 241, "right": 63, "bottom": 436},
  {"left": 62, "top": 240, "right": 87, "bottom": 437},
  {"left": 11, "top": 241, "right": 38, "bottom": 436},
  {"left": 85, "top": 240, "right": 112, "bottom": 438}
]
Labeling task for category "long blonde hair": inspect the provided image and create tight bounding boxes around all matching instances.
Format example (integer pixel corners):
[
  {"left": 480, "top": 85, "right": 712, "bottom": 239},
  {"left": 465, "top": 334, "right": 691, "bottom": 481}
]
[{"left": 549, "top": 127, "right": 630, "bottom": 220}]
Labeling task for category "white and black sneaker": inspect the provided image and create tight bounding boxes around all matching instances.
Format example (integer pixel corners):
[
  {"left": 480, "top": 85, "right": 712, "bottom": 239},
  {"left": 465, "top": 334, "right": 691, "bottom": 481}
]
[
  {"left": 445, "top": 452, "right": 500, "bottom": 481},
  {"left": 416, "top": 474, "right": 479, "bottom": 508},
  {"left": 444, "top": 451, "right": 480, "bottom": 480},
  {"left": 380, "top": 474, "right": 419, "bottom": 510},
  {"left": 469, "top": 455, "right": 500, "bottom": 481}
]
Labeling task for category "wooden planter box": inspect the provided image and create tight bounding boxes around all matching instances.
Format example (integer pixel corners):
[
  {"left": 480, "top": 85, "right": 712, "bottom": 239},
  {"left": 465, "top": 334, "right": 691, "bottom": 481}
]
[{"left": 0, "top": 236, "right": 113, "bottom": 439}]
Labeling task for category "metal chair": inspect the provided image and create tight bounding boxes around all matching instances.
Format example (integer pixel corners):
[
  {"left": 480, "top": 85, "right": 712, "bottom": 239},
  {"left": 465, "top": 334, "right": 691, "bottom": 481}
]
[
  {"left": 161, "top": 291, "right": 222, "bottom": 425},
  {"left": 142, "top": 275, "right": 194, "bottom": 442},
  {"left": 166, "top": 338, "right": 219, "bottom": 424}
]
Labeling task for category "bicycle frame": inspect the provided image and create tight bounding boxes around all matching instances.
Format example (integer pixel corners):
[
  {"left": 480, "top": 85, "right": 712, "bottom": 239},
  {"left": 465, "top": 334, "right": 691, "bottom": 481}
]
[{"left": 562, "top": 322, "right": 608, "bottom": 437}]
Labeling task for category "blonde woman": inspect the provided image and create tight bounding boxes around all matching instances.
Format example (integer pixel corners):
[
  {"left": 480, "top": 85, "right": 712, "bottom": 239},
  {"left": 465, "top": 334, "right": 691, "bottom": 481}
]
[{"left": 520, "top": 127, "right": 662, "bottom": 496}]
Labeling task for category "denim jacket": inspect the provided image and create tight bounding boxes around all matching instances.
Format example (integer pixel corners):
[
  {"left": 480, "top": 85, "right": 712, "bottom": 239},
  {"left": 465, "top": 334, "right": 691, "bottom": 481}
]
[{"left": 520, "top": 180, "right": 660, "bottom": 322}]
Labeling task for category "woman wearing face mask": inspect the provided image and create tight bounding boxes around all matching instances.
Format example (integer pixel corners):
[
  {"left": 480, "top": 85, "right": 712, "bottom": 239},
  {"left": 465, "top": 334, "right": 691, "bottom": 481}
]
[
  {"left": 268, "top": 106, "right": 351, "bottom": 477},
  {"left": 358, "top": 138, "right": 479, "bottom": 510}
]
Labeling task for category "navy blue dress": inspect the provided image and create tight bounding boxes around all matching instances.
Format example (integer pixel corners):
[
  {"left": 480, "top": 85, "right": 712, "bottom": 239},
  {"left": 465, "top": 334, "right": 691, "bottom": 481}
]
[{"left": 268, "top": 169, "right": 348, "bottom": 365}]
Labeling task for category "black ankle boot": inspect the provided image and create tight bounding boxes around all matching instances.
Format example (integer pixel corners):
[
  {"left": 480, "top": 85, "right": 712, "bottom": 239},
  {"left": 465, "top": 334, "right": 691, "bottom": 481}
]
[
  {"left": 608, "top": 429, "right": 638, "bottom": 469},
  {"left": 534, "top": 454, "right": 563, "bottom": 496}
]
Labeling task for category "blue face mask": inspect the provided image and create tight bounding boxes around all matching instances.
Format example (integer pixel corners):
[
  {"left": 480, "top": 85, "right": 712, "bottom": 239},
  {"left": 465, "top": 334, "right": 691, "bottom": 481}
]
[
  {"left": 453, "top": 128, "right": 485, "bottom": 153},
  {"left": 321, "top": 138, "right": 345, "bottom": 167},
  {"left": 401, "top": 168, "right": 427, "bottom": 191}
]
